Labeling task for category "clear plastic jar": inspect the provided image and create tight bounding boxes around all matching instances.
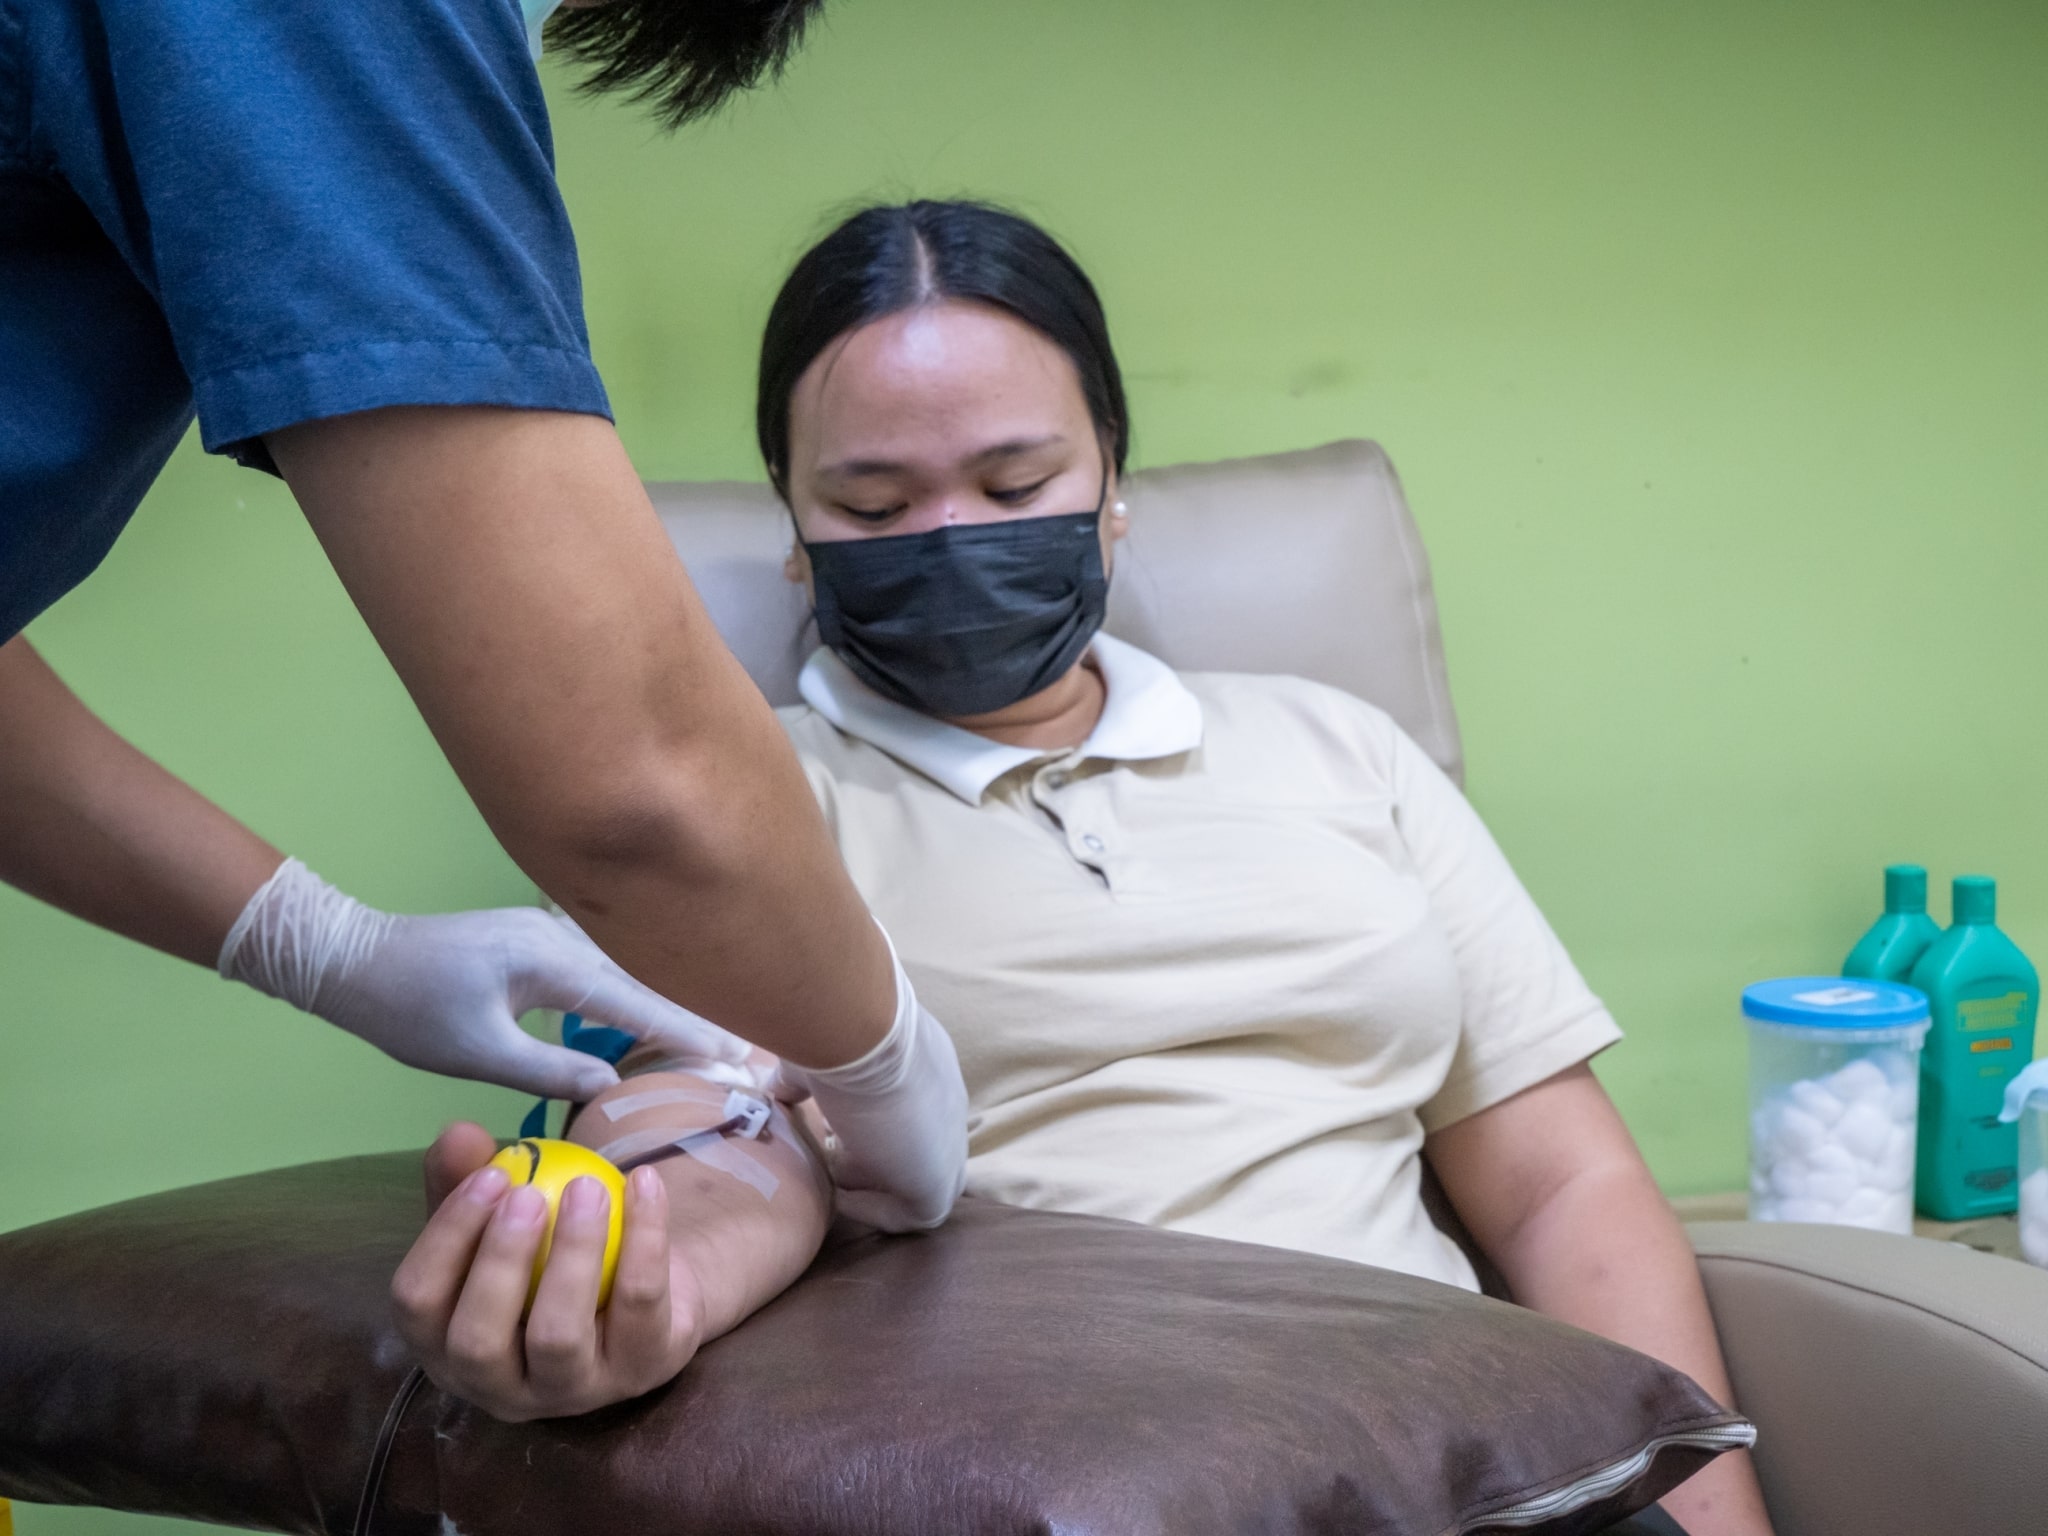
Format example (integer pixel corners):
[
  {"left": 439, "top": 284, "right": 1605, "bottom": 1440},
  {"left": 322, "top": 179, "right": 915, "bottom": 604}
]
[
  {"left": 1743, "top": 978, "right": 1930, "bottom": 1234},
  {"left": 2020, "top": 1103, "right": 2047, "bottom": 1269},
  {"left": 2005, "top": 1063, "right": 2048, "bottom": 1269}
]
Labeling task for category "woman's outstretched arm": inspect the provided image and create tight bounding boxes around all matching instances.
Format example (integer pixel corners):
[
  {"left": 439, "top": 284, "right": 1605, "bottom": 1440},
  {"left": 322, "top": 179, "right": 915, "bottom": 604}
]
[
  {"left": 1426, "top": 1065, "right": 1776, "bottom": 1536},
  {"left": 391, "top": 1059, "right": 831, "bottom": 1421}
]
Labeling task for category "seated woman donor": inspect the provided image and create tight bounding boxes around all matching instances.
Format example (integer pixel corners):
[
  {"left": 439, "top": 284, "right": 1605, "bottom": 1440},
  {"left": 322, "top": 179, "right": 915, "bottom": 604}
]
[
  {"left": 748, "top": 199, "right": 1774, "bottom": 1536},
  {"left": 398, "top": 198, "right": 1768, "bottom": 1536}
]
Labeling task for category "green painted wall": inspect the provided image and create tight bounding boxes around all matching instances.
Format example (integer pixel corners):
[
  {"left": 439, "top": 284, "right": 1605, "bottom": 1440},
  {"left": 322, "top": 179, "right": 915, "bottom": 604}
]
[{"left": 8, "top": 1, "right": 2045, "bottom": 1529}]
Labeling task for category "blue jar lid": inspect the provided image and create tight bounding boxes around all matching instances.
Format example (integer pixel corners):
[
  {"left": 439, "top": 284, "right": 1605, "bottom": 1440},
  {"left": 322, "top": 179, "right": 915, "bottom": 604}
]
[{"left": 1741, "top": 976, "right": 1929, "bottom": 1027}]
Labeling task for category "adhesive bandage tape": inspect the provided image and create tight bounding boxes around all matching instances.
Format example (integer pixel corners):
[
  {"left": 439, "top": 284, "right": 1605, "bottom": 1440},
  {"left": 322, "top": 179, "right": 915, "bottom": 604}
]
[
  {"left": 685, "top": 1137, "right": 780, "bottom": 1200},
  {"left": 600, "top": 1085, "right": 728, "bottom": 1122},
  {"left": 595, "top": 1117, "right": 781, "bottom": 1202},
  {"left": 630, "top": 1057, "right": 767, "bottom": 1092}
]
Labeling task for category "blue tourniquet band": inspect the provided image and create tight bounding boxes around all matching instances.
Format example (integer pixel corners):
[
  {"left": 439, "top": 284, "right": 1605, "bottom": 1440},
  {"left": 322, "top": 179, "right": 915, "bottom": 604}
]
[{"left": 518, "top": 1012, "right": 636, "bottom": 1137}]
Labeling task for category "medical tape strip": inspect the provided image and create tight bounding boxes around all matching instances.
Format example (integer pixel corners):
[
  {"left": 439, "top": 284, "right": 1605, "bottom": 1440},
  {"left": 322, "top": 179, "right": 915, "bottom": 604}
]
[
  {"left": 630, "top": 1056, "right": 767, "bottom": 1092},
  {"left": 597, "top": 1091, "right": 779, "bottom": 1201},
  {"left": 679, "top": 1136, "right": 780, "bottom": 1201},
  {"left": 599, "top": 1085, "right": 727, "bottom": 1121}
]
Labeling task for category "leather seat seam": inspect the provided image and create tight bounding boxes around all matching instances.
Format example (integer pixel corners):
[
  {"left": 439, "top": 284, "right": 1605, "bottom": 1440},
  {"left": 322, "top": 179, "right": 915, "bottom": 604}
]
[{"left": 1701, "top": 1251, "right": 2048, "bottom": 1372}]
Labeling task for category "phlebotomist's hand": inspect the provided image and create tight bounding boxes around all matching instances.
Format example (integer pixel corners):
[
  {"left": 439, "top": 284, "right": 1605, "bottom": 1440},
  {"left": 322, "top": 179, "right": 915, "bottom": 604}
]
[{"left": 218, "top": 858, "right": 751, "bottom": 1099}]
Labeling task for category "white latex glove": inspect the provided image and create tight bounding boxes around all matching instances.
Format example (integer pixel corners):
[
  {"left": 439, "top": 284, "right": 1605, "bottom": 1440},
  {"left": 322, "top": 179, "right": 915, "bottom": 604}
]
[
  {"left": 217, "top": 858, "right": 750, "bottom": 1099},
  {"left": 777, "top": 925, "right": 969, "bottom": 1232}
]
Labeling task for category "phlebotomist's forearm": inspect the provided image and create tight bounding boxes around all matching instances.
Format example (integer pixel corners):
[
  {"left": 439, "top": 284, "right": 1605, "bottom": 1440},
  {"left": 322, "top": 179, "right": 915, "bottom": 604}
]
[
  {"left": 268, "top": 405, "right": 896, "bottom": 1071},
  {"left": 0, "top": 635, "right": 284, "bottom": 966}
]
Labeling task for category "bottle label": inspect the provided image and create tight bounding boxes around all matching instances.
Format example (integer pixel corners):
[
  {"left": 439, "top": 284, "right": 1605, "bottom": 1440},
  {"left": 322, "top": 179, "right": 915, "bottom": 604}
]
[{"left": 1958, "top": 992, "right": 2028, "bottom": 1032}]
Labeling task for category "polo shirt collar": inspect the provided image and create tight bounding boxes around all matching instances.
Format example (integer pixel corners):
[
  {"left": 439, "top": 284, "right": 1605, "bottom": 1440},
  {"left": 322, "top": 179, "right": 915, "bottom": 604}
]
[{"left": 797, "top": 633, "right": 1204, "bottom": 805}]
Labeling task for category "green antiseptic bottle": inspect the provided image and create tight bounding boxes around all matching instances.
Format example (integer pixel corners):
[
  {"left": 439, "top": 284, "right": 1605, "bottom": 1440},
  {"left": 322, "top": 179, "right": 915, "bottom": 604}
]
[
  {"left": 1843, "top": 864, "right": 1945, "bottom": 983},
  {"left": 1908, "top": 876, "right": 2040, "bottom": 1220}
]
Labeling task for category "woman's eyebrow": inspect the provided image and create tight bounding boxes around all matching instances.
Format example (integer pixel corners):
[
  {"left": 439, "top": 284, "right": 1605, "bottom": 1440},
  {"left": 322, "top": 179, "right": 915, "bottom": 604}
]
[
  {"left": 818, "top": 457, "right": 910, "bottom": 479},
  {"left": 965, "top": 435, "right": 1066, "bottom": 468},
  {"left": 819, "top": 436, "right": 1068, "bottom": 480}
]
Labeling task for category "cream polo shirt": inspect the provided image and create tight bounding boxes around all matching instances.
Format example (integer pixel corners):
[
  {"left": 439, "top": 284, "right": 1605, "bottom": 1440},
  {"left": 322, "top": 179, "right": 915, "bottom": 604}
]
[{"left": 780, "top": 636, "right": 1622, "bottom": 1290}]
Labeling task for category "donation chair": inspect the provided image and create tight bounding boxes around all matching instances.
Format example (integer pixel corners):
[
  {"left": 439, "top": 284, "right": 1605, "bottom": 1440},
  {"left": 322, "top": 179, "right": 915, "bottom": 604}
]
[{"left": 3, "top": 442, "right": 2044, "bottom": 1536}]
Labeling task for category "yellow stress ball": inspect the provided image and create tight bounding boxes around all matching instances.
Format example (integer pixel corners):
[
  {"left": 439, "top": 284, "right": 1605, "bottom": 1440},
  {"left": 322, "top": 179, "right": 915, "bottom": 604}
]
[{"left": 485, "top": 1138, "right": 626, "bottom": 1312}]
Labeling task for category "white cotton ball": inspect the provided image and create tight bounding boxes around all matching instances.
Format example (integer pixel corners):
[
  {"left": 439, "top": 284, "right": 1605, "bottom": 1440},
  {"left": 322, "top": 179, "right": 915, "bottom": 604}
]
[
  {"left": 1769, "top": 1158, "right": 1810, "bottom": 1200},
  {"left": 1836, "top": 1100, "right": 1894, "bottom": 1165},
  {"left": 1888, "top": 1077, "right": 1920, "bottom": 1123},
  {"left": 1809, "top": 1140, "right": 1858, "bottom": 1177},
  {"left": 1752, "top": 1057, "right": 1929, "bottom": 1234},
  {"left": 1875, "top": 1127, "right": 1916, "bottom": 1192},
  {"left": 1753, "top": 1052, "right": 1935, "bottom": 1233},
  {"left": 1804, "top": 1142, "right": 1861, "bottom": 1206},
  {"left": 1777, "top": 1105, "right": 1828, "bottom": 1159},
  {"left": 1837, "top": 1186, "right": 1889, "bottom": 1226},
  {"left": 1877, "top": 1192, "right": 1914, "bottom": 1233},
  {"left": 1873, "top": 1049, "right": 1921, "bottom": 1120},
  {"left": 1827, "top": 1057, "right": 1889, "bottom": 1105},
  {"left": 1789, "top": 1078, "right": 1847, "bottom": 1127}
]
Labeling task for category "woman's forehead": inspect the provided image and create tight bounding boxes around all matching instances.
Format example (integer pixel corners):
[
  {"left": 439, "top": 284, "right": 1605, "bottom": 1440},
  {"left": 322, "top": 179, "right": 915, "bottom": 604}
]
[{"left": 795, "top": 301, "right": 1090, "bottom": 471}]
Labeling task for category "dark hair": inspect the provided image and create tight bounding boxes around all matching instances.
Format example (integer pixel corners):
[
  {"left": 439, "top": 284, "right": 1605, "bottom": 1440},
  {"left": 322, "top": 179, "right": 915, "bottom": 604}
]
[
  {"left": 548, "top": 0, "right": 826, "bottom": 132},
  {"left": 757, "top": 200, "right": 1129, "bottom": 493}
]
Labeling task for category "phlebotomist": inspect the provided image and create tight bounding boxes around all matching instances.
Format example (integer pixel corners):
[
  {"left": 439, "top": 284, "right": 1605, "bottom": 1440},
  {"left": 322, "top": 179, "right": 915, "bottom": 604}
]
[{"left": 0, "top": 0, "right": 964, "bottom": 1232}]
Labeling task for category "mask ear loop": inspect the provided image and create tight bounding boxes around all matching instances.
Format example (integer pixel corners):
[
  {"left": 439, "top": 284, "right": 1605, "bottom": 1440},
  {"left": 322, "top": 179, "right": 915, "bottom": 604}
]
[{"left": 778, "top": 482, "right": 833, "bottom": 655}]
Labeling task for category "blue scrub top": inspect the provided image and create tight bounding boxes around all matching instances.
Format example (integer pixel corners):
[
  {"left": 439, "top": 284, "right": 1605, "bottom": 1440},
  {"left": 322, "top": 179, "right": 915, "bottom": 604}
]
[{"left": 0, "top": 0, "right": 611, "bottom": 642}]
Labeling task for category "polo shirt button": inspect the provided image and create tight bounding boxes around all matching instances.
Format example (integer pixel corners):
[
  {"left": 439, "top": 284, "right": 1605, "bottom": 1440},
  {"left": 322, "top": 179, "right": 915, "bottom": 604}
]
[{"left": 1081, "top": 833, "right": 1105, "bottom": 854}]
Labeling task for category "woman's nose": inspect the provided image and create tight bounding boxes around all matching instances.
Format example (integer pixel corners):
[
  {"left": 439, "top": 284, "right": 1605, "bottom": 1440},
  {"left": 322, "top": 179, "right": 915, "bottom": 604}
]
[{"left": 901, "top": 498, "right": 967, "bottom": 533}]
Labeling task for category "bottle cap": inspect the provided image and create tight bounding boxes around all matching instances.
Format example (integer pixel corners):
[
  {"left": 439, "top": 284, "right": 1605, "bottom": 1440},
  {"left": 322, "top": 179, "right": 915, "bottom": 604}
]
[
  {"left": 1953, "top": 875, "right": 1997, "bottom": 925},
  {"left": 1742, "top": 977, "right": 1930, "bottom": 1029},
  {"left": 1883, "top": 864, "right": 1928, "bottom": 914}
]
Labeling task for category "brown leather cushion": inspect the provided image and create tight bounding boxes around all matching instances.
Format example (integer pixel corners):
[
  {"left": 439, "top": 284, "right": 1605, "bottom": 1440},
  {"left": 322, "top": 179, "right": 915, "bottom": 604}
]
[{"left": 0, "top": 1154, "right": 1744, "bottom": 1535}]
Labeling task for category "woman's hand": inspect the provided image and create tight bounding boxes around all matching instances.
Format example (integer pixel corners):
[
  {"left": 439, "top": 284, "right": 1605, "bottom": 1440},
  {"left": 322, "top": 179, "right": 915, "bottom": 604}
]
[
  {"left": 390, "top": 1122, "right": 704, "bottom": 1422},
  {"left": 1426, "top": 1066, "right": 1778, "bottom": 1536}
]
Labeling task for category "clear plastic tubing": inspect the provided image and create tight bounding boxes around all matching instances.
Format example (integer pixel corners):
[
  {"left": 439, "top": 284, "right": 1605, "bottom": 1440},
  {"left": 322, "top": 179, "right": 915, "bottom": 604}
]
[{"left": 1743, "top": 977, "right": 1931, "bottom": 1234}]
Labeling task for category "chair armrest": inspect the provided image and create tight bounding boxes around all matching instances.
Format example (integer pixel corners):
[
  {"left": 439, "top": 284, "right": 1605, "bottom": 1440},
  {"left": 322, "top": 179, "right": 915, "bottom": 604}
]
[{"left": 1687, "top": 1220, "right": 2048, "bottom": 1536}]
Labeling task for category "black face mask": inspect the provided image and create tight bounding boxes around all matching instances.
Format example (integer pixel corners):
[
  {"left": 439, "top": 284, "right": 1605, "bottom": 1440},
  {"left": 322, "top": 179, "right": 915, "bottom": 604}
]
[{"left": 804, "top": 493, "right": 1110, "bottom": 719}]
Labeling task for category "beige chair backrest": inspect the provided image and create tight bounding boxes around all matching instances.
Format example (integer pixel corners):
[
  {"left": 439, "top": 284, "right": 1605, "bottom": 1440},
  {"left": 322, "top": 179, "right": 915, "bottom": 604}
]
[{"left": 648, "top": 438, "right": 1464, "bottom": 784}]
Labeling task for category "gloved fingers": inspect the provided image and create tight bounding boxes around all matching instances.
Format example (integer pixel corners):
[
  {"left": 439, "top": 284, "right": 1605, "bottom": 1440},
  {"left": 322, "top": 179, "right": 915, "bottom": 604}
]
[
  {"left": 561, "top": 964, "right": 753, "bottom": 1065},
  {"left": 525, "top": 914, "right": 752, "bottom": 1064},
  {"left": 831, "top": 1184, "right": 950, "bottom": 1234},
  {"left": 458, "top": 1026, "right": 621, "bottom": 1102},
  {"left": 754, "top": 1055, "right": 811, "bottom": 1106}
]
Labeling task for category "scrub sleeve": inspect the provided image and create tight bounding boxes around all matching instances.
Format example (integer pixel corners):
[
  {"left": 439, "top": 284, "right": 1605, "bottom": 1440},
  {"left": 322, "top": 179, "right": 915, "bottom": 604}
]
[{"left": 0, "top": 0, "right": 610, "bottom": 642}]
